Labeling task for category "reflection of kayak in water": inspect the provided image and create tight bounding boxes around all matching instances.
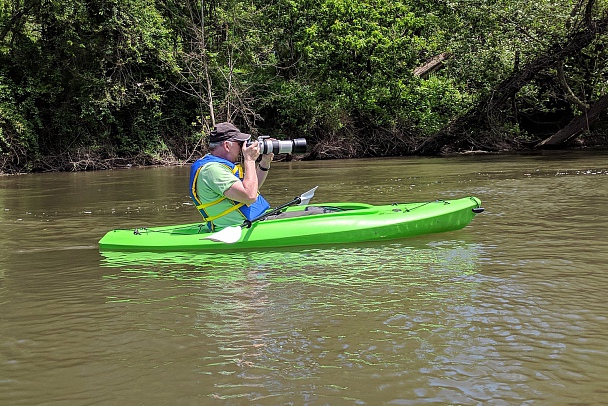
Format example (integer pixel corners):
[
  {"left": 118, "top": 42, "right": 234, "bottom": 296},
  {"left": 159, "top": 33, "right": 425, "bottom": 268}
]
[{"left": 98, "top": 196, "right": 484, "bottom": 252}]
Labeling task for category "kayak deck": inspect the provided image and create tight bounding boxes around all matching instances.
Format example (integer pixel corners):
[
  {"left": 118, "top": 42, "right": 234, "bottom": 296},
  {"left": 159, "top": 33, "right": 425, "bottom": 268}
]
[{"left": 98, "top": 197, "right": 483, "bottom": 252}]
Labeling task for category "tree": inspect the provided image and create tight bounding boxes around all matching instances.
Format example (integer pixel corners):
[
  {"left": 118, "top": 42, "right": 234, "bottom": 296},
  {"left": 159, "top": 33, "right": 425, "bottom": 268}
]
[{"left": 415, "top": 0, "right": 608, "bottom": 154}]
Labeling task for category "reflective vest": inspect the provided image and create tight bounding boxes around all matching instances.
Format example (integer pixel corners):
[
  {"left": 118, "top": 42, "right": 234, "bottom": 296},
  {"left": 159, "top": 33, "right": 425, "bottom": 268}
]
[{"left": 189, "top": 154, "right": 270, "bottom": 230}]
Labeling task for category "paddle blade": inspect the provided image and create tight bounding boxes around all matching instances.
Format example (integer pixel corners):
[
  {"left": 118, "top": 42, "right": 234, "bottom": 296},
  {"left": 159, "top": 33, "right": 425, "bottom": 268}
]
[
  {"left": 299, "top": 186, "right": 318, "bottom": 205},
  {"left": 204, "top": 226, "right": 243, "bottom": 244}
]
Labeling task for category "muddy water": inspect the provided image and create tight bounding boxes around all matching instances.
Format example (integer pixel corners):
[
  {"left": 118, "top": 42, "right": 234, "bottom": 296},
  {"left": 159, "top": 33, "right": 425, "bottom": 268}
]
[{"left": 1, "top": 150, "right": 607, "bottom": 405}]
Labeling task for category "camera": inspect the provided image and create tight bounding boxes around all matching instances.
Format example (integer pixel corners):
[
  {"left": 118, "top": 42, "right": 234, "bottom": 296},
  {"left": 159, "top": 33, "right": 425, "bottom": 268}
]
[{"left": 247, "top": 136, "right": 307, "bottom": 155}]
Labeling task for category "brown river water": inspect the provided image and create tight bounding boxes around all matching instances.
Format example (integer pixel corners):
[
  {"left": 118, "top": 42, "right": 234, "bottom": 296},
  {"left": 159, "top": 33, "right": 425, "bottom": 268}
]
[{"left": 1, "top": 150, "right": 607, "bottom": 405}]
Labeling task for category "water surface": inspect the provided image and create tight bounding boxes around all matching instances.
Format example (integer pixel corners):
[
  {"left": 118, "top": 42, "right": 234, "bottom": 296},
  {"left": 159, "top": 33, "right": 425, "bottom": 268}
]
[{"left": 1, "top": 150, "right": 607, "bottom": 405}]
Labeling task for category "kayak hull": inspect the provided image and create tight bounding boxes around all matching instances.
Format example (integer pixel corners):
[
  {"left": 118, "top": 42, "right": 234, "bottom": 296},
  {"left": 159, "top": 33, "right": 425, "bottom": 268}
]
[{"left": 98, "top": 196, "right": 483, "bottom": 252}]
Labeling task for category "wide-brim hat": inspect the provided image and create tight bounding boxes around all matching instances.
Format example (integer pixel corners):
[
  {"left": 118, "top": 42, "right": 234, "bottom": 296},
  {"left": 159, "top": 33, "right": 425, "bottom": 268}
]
[{"left": 209, "top": 122, "right": 251, "bottom": 143}]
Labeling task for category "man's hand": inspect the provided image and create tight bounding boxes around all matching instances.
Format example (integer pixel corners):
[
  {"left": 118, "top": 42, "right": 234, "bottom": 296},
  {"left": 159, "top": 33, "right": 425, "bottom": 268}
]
[
  {"left": 241, "top": 141, "right": 260, "bottom": 163},
  {"left": 258, "top": 138, "right": 275, "bottom": 168},
  {"left": 260, "top": 151, "right": 274, "bottom": 168}
]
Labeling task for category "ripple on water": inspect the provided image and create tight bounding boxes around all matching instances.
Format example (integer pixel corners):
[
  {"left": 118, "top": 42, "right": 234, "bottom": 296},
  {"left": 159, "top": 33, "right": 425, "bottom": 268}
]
[{"left": 3, "top": 155, "right": 608, "bottom": 405}]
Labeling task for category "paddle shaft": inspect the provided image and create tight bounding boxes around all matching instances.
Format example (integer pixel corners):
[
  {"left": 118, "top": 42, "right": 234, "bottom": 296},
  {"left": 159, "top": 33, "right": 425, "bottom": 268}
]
[
  {"left": 203, "top": 186, "right": 317, "bottom": 244},
  {"left": 243, "top": 196, "right": 302, "bottom": 228}
]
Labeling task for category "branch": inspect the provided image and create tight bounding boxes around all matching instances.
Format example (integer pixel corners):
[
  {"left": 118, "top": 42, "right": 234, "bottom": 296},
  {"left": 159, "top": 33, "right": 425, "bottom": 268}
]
[
  {"left": 200, "top": 1, "right": 215, "bottom": 127},
  {"left": 413, "top": 53, "right": 451, "bottom": 78},
  {"left": 414, "top": 14, "right": 608, "bottom": 155},
  {"left": 556, "top": 60, "right": 589, "bottom": 111},
  {"left": 585, "top": 0, "right": 596, "bottom": 28},
  {"left": 536, "top": 94, "right": 608, "bottom": 147}
]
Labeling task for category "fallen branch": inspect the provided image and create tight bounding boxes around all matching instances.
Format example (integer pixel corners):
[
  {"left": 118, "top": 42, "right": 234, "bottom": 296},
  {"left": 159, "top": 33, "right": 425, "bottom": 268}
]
[
  {"left": 413, "top": 53, "right": 451, "bottom": 78},
  {"left": 536, "top": 94, "right": 608, "bottom": 147},
  {"left": 414, "top": 13, "right": 608, "bottom": 155}
]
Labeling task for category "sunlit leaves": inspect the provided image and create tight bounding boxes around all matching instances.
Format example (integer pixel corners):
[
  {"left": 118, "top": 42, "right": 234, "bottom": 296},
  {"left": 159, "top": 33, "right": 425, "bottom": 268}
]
[{"left": 1, "top": 0, "right": 608, "bottom": 170}]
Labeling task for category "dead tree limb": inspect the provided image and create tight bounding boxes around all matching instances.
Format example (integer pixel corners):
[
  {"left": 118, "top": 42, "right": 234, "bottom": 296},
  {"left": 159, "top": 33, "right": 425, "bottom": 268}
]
[
  {"left": 413, "top": 53, "right": 451, "bottom": 78},
  {"left": 414, "top": 13, "right": 608, "bottom": 155},
  {"left": 535, "top": 94, "right": 608, "bottom": 147}
]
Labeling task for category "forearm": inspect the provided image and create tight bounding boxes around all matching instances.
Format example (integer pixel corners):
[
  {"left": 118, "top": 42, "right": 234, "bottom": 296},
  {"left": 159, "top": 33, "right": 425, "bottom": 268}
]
[
  {"left": 256, "top": 155, "right": 272, "bottom": 188},
  {"left": 240, "top": 159, "right": 260, "bottom": 202}
]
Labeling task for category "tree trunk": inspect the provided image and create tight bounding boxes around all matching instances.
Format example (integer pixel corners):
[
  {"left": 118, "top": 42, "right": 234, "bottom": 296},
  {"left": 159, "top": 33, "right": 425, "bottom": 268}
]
[
  {"left": 535, "top": 94, "right": 608, "bottom": 148},
  {"left": 414, "top": 14, "right": 608, "bottom": 155}
]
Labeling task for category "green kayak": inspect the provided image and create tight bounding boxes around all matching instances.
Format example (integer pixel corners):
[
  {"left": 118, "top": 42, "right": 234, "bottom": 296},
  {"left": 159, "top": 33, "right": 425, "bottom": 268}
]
[{"left": 98, "top": 196, "right": 484, "bottom": 252}]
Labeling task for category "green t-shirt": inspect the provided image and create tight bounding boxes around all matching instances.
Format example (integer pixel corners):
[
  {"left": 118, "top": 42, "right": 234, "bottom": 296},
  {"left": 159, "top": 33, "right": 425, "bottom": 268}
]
[{"left": 195, "top": 162, "right": 246, "bottom": 230}]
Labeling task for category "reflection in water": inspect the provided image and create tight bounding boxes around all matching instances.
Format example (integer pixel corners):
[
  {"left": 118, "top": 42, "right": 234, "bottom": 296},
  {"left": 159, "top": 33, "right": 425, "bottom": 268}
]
[{"left": 99, "top": 240, "right": 490, "bottom": 402}]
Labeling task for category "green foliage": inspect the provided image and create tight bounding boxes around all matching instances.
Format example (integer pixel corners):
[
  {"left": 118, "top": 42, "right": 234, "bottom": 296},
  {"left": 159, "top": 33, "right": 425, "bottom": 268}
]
[
  {"left": 0, "top": 0, "right": 607, "bottom": 171},
  {"left": 259, "top": 0, "right": 461, "bottom": 142},
  {"left": 0, "top": 0, "right": 188, "bottom": 171}
]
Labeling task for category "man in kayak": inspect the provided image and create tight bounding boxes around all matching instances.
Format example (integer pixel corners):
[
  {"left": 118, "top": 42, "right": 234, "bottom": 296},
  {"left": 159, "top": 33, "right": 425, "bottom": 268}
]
[{"left": 189, "top": 122, "right": 274, "bottom": 231}]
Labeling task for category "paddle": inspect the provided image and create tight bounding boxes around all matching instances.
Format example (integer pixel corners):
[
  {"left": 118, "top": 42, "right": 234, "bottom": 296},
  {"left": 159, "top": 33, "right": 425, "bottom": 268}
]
[{"left": 204, "top": 186, "right": 318, "bottom": 244}]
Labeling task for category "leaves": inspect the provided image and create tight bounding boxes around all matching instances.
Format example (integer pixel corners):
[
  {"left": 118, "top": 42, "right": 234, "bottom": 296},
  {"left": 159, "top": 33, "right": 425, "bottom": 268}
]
[{"left": 1, "top": 0, "right": 607, "bottom": 172}]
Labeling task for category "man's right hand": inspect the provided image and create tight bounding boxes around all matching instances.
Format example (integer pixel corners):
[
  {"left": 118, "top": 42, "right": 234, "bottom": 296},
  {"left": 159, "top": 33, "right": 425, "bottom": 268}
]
[{"left": 242, "top": 141, "right": 260, "bottom": 162}]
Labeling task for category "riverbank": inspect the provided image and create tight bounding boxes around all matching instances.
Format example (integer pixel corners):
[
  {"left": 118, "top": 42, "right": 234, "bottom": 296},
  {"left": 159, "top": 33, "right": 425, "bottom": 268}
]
[{"left": 2, "top": 133, "right": 607, "bottom": 175}]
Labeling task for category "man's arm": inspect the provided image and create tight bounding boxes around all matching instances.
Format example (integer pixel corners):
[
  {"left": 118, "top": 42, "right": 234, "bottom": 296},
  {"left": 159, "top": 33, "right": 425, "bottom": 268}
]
[
  {"left": 255, "top": 153, "right": 274, "bottom": 188},
  {"left": 223, "top": 141, "right": 264, "bottom": 204},
  {"left": 224, "top": 159, "right": 259, "bottom": 204}
]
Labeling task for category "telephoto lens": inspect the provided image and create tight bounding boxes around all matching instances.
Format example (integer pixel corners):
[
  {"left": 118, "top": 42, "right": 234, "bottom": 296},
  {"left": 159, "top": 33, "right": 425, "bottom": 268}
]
[{"left": 257, "top": 138, "right": 307, "bottom": 154}]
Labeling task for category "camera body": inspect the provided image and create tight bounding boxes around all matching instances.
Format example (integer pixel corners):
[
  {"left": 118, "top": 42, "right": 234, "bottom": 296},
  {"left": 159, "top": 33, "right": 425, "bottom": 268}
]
[{"left": 247, "top": 136, "right": 307, "bottom": 155}]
